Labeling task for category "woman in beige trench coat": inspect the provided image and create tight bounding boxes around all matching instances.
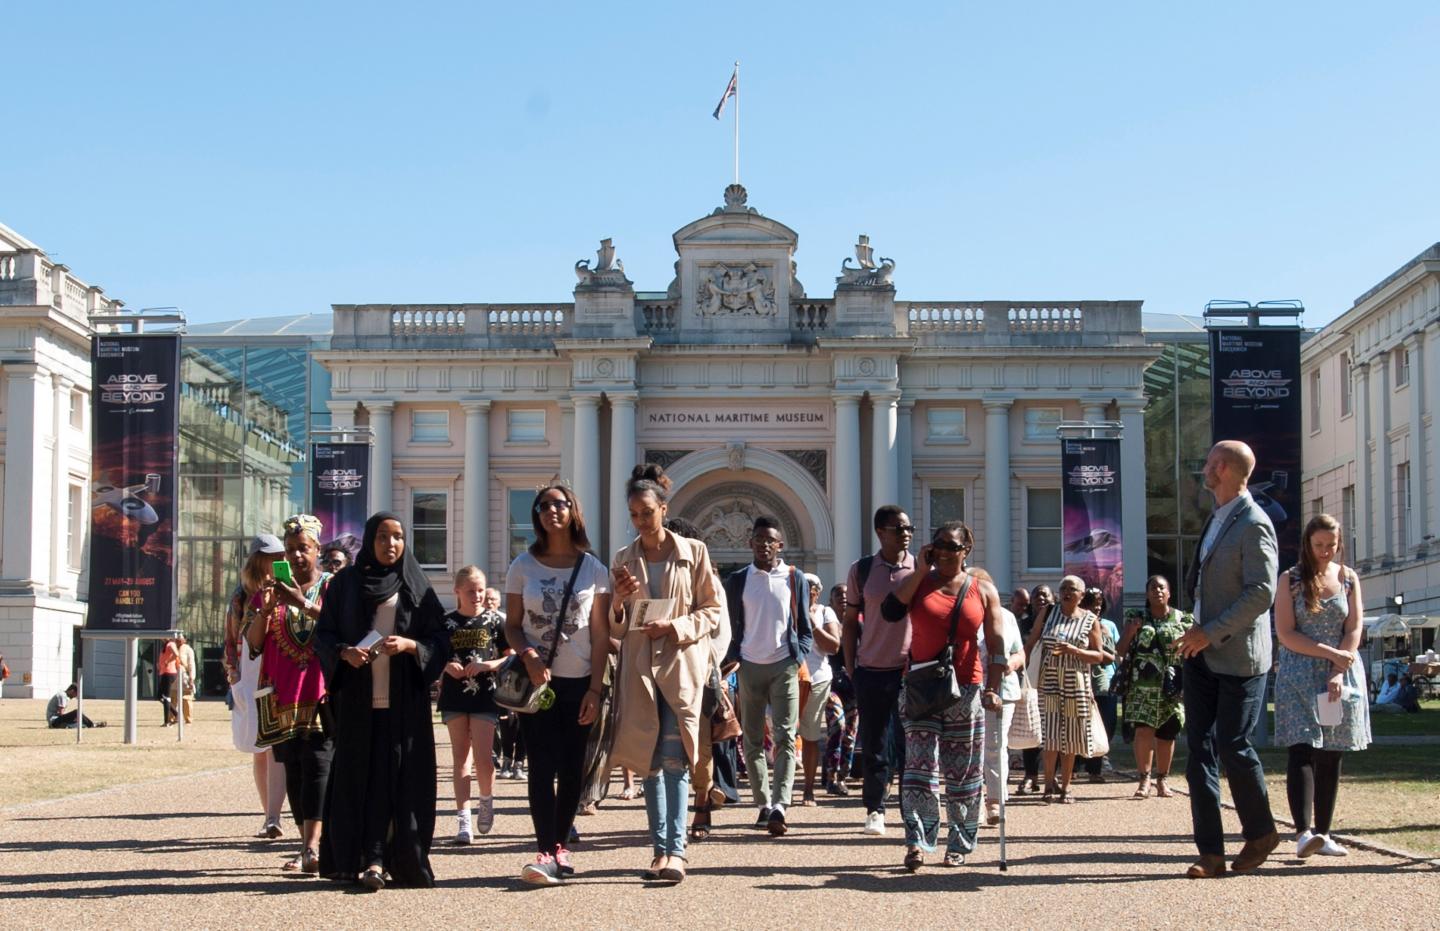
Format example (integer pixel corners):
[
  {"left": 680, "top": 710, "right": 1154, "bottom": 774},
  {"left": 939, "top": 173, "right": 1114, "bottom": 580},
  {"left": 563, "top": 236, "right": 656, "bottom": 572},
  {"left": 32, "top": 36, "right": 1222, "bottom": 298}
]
[{"left": 609, "top": 464, "right": 722, "bottom": 883}]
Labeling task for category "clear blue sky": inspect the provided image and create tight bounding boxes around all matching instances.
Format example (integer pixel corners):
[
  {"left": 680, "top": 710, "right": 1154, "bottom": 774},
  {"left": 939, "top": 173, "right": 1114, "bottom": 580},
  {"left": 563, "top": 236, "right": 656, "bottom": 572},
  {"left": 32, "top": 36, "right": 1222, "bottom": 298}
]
[{"left": 5, "top": 2, "right": 1437, "bottom": 327}]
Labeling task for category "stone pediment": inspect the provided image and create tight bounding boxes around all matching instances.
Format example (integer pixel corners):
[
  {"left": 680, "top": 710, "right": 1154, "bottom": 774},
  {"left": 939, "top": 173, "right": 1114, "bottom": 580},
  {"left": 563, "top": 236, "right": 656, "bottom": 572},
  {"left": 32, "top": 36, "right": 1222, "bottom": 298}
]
[{"left": 671, "top": 184, "right": 799, "bottom": 249}]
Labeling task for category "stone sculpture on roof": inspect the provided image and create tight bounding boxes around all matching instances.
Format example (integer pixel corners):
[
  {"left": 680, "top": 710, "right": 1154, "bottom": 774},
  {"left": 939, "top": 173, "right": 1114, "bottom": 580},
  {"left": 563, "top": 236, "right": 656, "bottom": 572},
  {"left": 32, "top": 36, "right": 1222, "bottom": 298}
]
[
  {"left": 575, "top": 237, "right": 632, "bottom": 287},
  {"left": 838, "top": 234, "right": 895, "bottom": 287}
]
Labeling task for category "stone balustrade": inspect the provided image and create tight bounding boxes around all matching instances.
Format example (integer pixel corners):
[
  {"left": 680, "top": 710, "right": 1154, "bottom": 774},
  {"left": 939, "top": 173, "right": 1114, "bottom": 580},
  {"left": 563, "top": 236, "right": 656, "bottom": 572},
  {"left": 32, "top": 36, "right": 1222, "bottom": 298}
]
[
  {"left": 896, "top": 300, "right": 1144, "bottom": 347},
  {"left": 793, "top": 300, "right": 832, "bottom": 332},
  {"left": 0, "top": 250, "right": 120, "bottom": 321},
  {"left": 637, "top": 300, "right": 678, "bottom": 333},
  {"left": 332, "top": 303, "right": 573, "bottom": 349},
  {"left": 905, "top": 303, "right": 985, "bottom": 332}
]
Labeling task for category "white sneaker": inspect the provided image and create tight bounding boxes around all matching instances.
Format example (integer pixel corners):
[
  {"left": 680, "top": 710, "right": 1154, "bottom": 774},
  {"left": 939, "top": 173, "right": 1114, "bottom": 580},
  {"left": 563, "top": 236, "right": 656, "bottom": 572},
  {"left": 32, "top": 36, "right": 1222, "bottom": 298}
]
[
  {"left": 1296, "top": 830, "right": 1323, "bottom": 859},
  {"left": 475, "top": 796, "right": 494, "bottom": 835},
  {"left": 514, "top": 762, "right": 528, "bottom": 780},
  {"left": 454, "top": 810, "right": 473, "bottom": 845},
  {"left": 1317, "top": 835, "right": 1348, "bottom": 856},
  {"left": 863, "top": 811, "right": 886, "bottom": 835}
]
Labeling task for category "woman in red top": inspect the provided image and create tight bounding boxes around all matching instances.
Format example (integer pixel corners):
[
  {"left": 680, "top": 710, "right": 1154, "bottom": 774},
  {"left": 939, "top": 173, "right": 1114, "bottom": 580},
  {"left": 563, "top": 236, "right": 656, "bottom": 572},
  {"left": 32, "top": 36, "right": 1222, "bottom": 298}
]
[{"left": 881, "top": 521, "right": 1007, "bottom": 871}]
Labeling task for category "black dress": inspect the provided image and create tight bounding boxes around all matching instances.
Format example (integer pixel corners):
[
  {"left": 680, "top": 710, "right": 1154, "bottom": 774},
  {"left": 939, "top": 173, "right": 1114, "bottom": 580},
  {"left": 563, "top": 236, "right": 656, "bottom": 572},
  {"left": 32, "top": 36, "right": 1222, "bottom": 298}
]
[{"left": 314, "top": 564, "right": 448, "bottom": 886}]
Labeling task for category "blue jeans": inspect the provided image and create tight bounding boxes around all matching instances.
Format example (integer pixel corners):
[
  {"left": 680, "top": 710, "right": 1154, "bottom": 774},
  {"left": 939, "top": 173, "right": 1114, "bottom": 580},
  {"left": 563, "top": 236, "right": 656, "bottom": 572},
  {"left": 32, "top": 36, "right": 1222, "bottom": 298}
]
[
  {"left": 1183, "top": 654, "right": 1276, "bottom": 856},
  {"left": 643, "top": 694, "right": 690, "bottom": 857}
]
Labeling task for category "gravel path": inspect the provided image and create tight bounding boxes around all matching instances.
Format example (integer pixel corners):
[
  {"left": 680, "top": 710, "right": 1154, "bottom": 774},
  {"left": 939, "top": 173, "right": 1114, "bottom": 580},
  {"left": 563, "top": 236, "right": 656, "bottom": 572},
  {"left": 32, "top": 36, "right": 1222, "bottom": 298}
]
[{"left": 2, "top": 733, "right": 1435, "bottom": 929}]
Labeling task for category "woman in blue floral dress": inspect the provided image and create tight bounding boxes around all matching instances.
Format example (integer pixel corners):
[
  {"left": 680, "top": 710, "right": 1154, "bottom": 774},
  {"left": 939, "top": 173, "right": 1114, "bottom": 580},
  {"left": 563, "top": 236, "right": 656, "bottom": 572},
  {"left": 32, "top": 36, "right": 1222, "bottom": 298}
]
[
  {"left": 1274, "top": 514, "right": 1369, "bottom": 860},
  {"left": 1116, "top": 575, "right": 1191, "bottom": 799}
]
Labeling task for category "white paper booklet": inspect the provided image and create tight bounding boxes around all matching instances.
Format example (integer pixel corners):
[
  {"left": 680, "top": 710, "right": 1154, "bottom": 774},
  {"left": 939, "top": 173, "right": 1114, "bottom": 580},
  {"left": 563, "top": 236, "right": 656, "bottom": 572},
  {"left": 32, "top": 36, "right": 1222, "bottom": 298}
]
[
  {"left": 627, "top": 598, "right": 677, "bottom": 632},
  {"left": 356, "top": 629, "right": 384, "bottom": 652}
]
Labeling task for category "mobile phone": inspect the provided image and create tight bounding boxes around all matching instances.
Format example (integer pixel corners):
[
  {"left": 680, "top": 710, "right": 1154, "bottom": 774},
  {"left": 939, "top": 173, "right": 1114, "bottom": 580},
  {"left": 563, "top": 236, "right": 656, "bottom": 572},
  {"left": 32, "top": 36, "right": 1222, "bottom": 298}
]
[{"left": 272, "top": 560, "right": 293, "bottom": 583}]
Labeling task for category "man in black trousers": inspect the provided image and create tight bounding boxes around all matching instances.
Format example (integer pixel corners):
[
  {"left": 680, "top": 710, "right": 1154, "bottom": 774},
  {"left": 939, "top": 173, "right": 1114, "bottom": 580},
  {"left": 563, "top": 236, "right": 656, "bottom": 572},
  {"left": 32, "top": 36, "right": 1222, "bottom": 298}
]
[{"left": 1177, "top": 440, "right": 1280, "bottom": 878}]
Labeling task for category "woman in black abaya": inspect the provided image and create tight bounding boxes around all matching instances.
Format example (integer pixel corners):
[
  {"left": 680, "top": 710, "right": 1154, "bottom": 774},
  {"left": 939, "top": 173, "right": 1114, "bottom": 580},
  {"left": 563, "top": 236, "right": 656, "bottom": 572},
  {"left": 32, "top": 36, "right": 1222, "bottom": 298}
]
[{"left": 315, "top": 512, "right": 448, "bottom": 890}]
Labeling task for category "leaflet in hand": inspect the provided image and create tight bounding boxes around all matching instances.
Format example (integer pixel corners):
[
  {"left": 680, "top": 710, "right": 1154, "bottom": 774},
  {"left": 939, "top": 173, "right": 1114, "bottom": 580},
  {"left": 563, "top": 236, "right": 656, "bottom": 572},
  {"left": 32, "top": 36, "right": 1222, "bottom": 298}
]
[
  {"left": 1315, "top": 691, "right": 1344, "bottom": 726},
  {"left": 627, "top": 598, "right": 676, "bottom": 633},
  {"left": 355, "top": 629, "right": 384, "bottom": 652}
]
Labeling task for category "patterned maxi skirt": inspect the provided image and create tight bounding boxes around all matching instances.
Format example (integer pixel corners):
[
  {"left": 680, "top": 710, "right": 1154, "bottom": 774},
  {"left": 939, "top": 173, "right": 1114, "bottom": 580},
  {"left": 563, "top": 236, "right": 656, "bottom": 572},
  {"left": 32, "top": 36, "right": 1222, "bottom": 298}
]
[{"left": 899, "top": 684, "right": 984, "bottom": 855}]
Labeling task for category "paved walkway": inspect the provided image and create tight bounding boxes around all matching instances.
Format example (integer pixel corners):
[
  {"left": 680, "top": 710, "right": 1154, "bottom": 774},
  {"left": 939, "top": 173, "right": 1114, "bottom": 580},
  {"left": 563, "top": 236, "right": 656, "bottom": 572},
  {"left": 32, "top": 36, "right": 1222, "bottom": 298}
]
[{"left": 2, "top": 738, "right": 1435, "bottom": 929}]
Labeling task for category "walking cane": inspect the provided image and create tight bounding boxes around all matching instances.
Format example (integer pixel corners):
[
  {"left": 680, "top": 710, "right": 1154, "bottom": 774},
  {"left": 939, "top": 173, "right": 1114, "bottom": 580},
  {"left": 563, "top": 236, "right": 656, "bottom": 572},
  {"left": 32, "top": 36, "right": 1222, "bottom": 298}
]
[{"left": 998, "top": 720, "right": 1008, "bottom": 871}]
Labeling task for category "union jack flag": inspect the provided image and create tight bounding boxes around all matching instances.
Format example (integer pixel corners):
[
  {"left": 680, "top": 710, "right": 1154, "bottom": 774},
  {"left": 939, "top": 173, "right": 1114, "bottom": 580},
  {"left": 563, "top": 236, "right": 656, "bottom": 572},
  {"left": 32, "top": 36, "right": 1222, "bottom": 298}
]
[{"left": 712, "top": 67, "right": 737, "bottom": 119}]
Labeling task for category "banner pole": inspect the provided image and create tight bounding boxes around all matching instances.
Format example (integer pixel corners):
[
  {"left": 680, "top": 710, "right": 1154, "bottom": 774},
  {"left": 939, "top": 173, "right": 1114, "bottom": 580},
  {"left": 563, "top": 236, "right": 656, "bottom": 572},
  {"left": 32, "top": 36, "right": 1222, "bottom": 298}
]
[
  {"left": 123, "top": 638, "right": 138, "bottom": 745},
  {"left": 733, "top": 60, "right": 740, "bottom": 185},
  {"left": 76, "top": 667, "right": 84, "bottom": 745}
]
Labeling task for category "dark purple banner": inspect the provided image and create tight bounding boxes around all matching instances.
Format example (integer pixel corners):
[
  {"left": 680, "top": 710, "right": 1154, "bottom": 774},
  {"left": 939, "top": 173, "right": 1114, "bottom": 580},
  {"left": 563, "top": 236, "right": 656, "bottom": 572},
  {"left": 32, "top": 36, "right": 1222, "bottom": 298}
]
[
  {"left": 310, "top": 441, "right": 369, "bottom": 563},
  {"left": 1209, "top": 327, "right": 1302, "bottom": 571},
  {"left": 88, "top": 333, "right": 180, "bottom": 631},
  {"left": 1062, "top": 436, "right": 1124, "bottom": 614}
]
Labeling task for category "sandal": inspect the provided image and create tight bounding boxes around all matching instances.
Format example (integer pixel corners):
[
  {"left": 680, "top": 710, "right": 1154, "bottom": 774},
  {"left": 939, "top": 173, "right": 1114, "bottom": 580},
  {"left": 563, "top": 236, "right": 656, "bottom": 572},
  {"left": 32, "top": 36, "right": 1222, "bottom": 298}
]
[
  {"left": 282, "top": 853, "right": 303, "bottom": 872},
  {"left": 904, "top": 848, "right": 924, "bottom": 872},
  {"left": 943, "top": 851, "right": 965, "bottom": 867},
  {"left": 578, "top": 801, "right": 598, "bottom": 816},
  {"left": 302, "top": 848, "right": 320, "bottom": 874},
  {"left": 801, "top": 790, "right": 817, "bottom": 807},
  {"left": 1058, "top": 789, "right": 1075, "bottom": 805},
  {"left": 1134, "top": 773, "right": 1152, "bottom": 799},
  {"left": 688, "top": 809, "right": 712, "bottom": 842},
  {"left": 642, "top": 855, "right": 665, "bottom": 881},
  {"left": 358, "top": 866, "right": 385, "bottom": 891},
  {"left": 619, "top": 785, "right": 642, "bottom": 801},
  {"left": 658, "top": 855, "right": 687, "bottom": 883},
  {"left": 1155, "top": 774, "right": 1175, "bottom": 798},
  {"left": 1040, "top": 782, "right": 1060, "bottom": 804}
]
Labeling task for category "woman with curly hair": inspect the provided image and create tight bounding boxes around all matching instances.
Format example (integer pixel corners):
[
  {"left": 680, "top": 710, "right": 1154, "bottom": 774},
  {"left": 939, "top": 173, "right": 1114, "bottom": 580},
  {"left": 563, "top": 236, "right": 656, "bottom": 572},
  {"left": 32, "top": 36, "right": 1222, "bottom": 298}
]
[{"left": 1116, "top": 575, "right": 1191, "bottom": 799}]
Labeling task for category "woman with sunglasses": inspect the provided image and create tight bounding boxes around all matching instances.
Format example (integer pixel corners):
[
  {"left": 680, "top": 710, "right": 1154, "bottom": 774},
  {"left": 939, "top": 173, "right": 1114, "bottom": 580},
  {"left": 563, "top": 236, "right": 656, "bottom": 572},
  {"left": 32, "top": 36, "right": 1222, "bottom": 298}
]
[
  {"left": 1014, "top": 584, "right": 1053, "bottom": 796},
  {"left": 504, "top": 482, "right": 612, "bottom": 885},
  {"left": 881, "top": 522, "right": 1006, "bottom": 871},
  {"left": 314, "top": 512, "right": 449, "bottom": 890},
  {"left": 1022, "top": 575, "right": 1108, "bottom": 803}
]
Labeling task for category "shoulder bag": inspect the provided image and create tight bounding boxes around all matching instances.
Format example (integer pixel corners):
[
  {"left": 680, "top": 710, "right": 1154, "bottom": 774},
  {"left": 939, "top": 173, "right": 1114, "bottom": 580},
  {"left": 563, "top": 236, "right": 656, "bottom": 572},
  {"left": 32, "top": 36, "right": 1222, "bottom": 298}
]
[
  {"left": 902, "top": 573, "right": 974, "bottom": 722},
  {"left": 494, "top": 558, "right": 585, "bottom": 714}
]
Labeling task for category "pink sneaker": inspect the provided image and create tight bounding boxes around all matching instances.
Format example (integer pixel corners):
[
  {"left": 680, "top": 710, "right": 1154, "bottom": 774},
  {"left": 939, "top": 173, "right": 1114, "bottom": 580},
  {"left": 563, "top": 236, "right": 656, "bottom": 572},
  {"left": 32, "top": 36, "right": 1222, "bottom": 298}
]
[
  {"left": 554, "top": 845, "right": 575, "bottom": 876},
  {"left": 521, "top": 852, "right": 562, "bottom": 885}
]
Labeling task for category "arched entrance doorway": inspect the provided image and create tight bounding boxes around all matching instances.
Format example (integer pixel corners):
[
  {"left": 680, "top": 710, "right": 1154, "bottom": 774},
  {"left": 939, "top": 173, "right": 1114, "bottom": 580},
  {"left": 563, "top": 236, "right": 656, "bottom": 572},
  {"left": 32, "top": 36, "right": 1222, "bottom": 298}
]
[{"left": 674, "top": 481, "right": 807, "bottom": 576}]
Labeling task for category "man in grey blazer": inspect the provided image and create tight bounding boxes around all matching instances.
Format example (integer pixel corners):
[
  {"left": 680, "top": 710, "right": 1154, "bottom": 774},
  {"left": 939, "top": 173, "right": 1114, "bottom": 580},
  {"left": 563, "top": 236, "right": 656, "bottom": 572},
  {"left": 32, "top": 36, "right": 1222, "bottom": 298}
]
[{"left": 1176, "top": 440, "right": 1279, "bottom": 878}]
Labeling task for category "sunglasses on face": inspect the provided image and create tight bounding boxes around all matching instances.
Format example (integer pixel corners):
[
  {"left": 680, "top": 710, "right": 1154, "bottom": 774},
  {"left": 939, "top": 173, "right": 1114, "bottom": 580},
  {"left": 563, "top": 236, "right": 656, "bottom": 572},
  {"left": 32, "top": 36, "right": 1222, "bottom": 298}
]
[
  {"left": 930, "top": 539, "right": 968, "bottom": 553},
  {"left": 535, "top": 499, "right": 572, "bottom": 513},
  {"left": 883, "top": 524, "right": 916, "bottom": 534}
]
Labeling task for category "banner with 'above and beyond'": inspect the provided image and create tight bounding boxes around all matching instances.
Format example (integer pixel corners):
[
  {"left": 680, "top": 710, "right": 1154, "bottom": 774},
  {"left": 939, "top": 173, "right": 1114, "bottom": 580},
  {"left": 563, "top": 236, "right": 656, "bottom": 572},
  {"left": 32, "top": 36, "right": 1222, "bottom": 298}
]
[
  {"left": 1061, "top": 437, "right": 1124, "bottom": 616},
  {"left": 1209, "top": 327, "right": 1303, "bottom": 572},
  {"left": 87, "top": 333, "right": 180, "bottom": 632},
  {"left": 310, "top": 442, "right": 370, "bottom": 563}
]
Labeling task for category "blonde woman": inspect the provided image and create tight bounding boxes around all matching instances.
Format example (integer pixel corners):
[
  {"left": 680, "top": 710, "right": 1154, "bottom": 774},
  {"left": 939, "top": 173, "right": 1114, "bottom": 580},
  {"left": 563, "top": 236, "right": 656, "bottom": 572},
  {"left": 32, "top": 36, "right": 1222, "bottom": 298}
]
[{"left": 224, "top": 534, "right": 288, "bottom": 838}]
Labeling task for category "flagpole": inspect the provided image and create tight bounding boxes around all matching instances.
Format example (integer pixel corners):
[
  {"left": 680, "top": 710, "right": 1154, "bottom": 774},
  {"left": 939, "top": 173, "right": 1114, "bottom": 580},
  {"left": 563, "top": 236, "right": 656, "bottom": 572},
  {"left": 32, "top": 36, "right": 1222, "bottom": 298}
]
[{"left": 733, "top": 60, "right": 740, "bottom": 184}]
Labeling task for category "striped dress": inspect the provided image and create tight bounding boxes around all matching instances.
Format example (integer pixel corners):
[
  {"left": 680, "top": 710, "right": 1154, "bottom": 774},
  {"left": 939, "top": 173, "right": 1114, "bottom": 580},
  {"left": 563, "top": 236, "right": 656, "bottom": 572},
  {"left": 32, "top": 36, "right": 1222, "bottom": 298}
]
[{"left": 1039, "top": 609, "right": 1097, "bottom": 756}]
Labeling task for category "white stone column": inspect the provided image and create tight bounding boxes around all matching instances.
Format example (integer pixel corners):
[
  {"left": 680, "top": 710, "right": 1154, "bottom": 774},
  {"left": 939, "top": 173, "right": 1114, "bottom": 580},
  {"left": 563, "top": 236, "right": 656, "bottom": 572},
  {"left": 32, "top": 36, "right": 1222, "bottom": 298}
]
[
  {"left": 367, "top": 400, "right": 395, "bottom": 516},
  {"left": 896, "top": 399, "right": 916, "bottom": 519},
  {"left": 2, "top": 365, "right": 45, "bottom": 587},
  {"left": 326, "top": 400, "right": 357, "bottom": 436},
  {"left": 1404, "top": 333, "right": 1426, "bottom": 550},
  {"left": 869, "top": 390, "right": 900, "bottom": 513},
  {"left": 1376, "top": 354, "right": 1393, "bottom": 558},
  {"left": 571, "top": 395, "right": 601, "bottom": 533},
  {"left": 559, "top": 399, "right": 575, "bottom": 486},
  {"left": 1118, "top": 398, "right": 1148, "bottom": 608},
  {"left": 1425, "top": 323, "right": 1440, "bottom": 541},
  {"left": 461, "top": 400, "right": 491, "bottom": 574},
  {"left": 607, "top": 393, "right": 638, "bottom": 559},
  {"left": 832, "top": 393, "right": 863, "bottom": 581},
  {"left": 50, "top": 374, "right": 73, "bottom": 593},
  {"left": 1354, "top": 361, "right": 1372, "bottom": 561},
  {"left": 983, "top": 400, "right": 1013, "bottom": 593}
]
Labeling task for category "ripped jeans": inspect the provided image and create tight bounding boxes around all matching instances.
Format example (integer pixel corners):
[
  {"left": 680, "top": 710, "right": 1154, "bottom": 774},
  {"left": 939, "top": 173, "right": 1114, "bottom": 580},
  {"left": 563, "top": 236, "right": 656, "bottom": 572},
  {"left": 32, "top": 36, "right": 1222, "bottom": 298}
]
[{"left": 643, "top": 693, "right": 691, "bottom": 858}]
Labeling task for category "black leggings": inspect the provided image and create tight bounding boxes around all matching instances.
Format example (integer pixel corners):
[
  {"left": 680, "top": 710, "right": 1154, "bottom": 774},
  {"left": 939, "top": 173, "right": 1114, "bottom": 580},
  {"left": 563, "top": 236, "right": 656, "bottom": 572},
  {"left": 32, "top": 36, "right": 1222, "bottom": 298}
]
[
  {"left": 273, "top": 730, "right": 335, "bottom": 828},
  {"left": 497, "top": 712, "right": 526, "bottom": 764},
  {"left": 518, "top": 676, "right": 592, "bottom": 854},
  {"left": 1286, "top": 743, "right": 1343, "bottom": 835},
  {"left": 1023, "top": 747, "right": 1041, "bottom": 780}
]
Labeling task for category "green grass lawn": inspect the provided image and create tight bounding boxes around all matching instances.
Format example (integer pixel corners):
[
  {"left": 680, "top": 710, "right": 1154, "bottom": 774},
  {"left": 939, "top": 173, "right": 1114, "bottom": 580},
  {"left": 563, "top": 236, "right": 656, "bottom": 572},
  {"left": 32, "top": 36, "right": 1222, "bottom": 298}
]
[{"left": 1368, "top": 700, "right": 1440, "bottom": 737}]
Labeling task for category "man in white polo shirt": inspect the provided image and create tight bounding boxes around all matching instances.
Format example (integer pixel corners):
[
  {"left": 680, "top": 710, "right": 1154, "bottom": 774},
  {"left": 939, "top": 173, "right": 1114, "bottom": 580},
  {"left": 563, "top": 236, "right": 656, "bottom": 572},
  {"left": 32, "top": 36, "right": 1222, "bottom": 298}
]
[{"left": 723, "top": 516, "right": 813, "bottom": 837}]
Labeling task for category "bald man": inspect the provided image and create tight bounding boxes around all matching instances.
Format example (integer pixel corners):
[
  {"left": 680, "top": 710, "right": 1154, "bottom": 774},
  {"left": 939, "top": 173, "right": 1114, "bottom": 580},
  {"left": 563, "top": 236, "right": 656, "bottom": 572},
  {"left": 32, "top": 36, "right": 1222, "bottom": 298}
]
[{"left": 1177, "top": 440, "right": 1279, "bottom": 878}]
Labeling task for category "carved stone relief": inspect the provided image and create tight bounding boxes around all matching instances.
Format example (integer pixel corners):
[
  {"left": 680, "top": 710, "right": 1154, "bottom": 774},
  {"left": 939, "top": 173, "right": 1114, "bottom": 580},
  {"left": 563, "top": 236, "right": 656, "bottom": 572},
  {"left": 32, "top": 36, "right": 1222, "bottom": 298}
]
[
  {"left": 644, "top": 449, "right": 690, "bottom": 472},
  {"left": 680, "top": 482, "right": 803, "bottom": 556},
  {"left": 779, "top": 449, "right": 827, "bottom": 491},
  {"left": 696, "top": 263, "right": 778, "bottom": 317}
]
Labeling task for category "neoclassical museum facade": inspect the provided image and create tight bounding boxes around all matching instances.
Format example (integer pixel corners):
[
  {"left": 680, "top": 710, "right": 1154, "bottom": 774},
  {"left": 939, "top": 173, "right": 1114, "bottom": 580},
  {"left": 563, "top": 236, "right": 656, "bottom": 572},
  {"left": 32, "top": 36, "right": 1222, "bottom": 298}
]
[{"left": 317, "top": 185, "right": 1157, "bottom": 594}]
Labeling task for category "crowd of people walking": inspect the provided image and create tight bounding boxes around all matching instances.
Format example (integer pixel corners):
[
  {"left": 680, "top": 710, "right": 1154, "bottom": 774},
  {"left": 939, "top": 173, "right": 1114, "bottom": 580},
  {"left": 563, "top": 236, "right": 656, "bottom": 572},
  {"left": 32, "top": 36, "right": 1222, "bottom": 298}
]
[{"left": 217, "top": 440, "right": 1372, "bottom": 888}]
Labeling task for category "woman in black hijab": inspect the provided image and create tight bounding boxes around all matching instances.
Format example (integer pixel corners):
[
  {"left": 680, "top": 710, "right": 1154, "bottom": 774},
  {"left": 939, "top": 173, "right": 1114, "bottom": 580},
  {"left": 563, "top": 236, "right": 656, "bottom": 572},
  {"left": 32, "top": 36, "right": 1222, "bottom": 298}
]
[{"left": 314, "top": 512, "right": 448, "bottom": 890}]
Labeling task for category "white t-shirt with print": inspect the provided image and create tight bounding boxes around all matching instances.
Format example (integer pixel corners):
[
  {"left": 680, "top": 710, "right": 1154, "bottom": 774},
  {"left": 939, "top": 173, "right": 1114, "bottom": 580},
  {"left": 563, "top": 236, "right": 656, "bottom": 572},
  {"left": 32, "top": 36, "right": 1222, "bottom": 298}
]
[
  {"left": 804, "top": 604, "right": 838, "bottom": 686},
  {"left": 504, "top": 551, "right": 610, "bottom": 680}
]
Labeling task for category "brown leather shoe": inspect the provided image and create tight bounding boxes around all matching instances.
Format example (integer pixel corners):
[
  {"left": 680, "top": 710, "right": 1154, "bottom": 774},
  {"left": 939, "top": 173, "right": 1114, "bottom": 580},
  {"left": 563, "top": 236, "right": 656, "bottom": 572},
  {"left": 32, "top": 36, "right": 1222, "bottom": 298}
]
[
  {"left": 1186, "top": 855, "right": 1227, "bottom": 879},
  {"left": 1231, "top": 831, "right": 1280, "bottom": 872}
]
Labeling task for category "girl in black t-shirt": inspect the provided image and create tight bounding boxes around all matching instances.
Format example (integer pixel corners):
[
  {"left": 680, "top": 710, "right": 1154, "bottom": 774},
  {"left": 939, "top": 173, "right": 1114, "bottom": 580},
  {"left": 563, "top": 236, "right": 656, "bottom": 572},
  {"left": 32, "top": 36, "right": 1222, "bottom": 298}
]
[{"left": 439, "top": 566, "right": 509, "bottom": 843}]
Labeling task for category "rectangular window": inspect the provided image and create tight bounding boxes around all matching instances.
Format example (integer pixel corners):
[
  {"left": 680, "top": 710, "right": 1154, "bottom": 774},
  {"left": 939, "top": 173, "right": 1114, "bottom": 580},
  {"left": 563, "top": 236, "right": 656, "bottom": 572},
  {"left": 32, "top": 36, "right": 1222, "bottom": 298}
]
[
  {"left": 1396, "top": 463, "right": 1411, "bottom": 550},
  {"left": 926, "top": 408, "right": 967, "bottom": 442},
  {"left": 1309, "top": 370, "right": 1322, "bottom": 433},
  {"left": 411, "top": 410, "right": 449, "bottom": 443},
  {"left": 507, "top": 409, "right": 545, "bottom": 443},
  {"left": 1395, "top": 347, "right": 1410, "bottom": 387},
  {"left": 1339, "top": 352, "right": 1352, "bottom": 417},
  {"left": 67, "top": 484, "right": 85, "bottom": 568},
  {"left": 1023, "top": 407, "right": 1062, "bottom": 441},
  {"left": 927, "top": 487, "right": 965, "bottom": 537},
  {"left": 508, "top": 489, "right": 535, "bottom": 559},
  {"left": 1311, "top": 497, "right": 1325, "bottom": 521},
  {"left": 411, "top": 490, "right": 448, "bottom": 569},
  {"left": 1026, "top": 487, "right": 1062, "bottom": 570},
  {"left": 69, "top": 389, "right": 84, "bottom": 429},
  {"left": 1341, "top": 485, "right": 1356, "bottom": 561}
]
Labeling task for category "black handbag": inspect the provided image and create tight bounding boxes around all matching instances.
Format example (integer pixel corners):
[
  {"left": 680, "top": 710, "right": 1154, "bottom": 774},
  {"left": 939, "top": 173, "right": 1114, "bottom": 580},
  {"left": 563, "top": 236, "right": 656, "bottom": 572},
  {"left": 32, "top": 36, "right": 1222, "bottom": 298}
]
[
  {"left": 493, "top": 558, "right": 584, "bottom": 714},
  {"left": 902, "top": 573, "right": 974, "bottom": 722}
]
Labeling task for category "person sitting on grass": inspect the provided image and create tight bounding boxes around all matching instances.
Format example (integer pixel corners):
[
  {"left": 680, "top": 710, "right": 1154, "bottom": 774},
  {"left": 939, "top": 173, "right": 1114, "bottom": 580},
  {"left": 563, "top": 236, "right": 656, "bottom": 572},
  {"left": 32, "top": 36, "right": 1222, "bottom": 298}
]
[{"left": 46, "top": 684, "right": 104, "bottom": 728}]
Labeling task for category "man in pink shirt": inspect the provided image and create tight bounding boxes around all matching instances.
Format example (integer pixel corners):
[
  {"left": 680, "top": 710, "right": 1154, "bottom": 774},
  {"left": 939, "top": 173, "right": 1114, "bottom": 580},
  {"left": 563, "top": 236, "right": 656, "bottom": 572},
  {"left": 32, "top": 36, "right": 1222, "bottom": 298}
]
[{"left": 841, "top": 505, "right": 916, "bottom": 836}]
